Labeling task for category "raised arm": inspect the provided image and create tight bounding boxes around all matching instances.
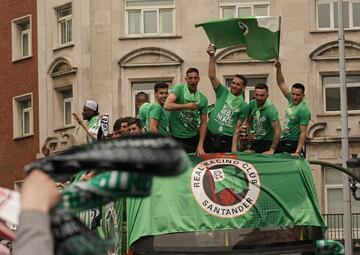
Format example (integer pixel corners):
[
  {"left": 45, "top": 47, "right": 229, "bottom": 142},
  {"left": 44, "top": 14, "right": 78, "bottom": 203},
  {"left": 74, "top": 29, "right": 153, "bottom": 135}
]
[
  {"left": 263, "top": 120, "right": 281, "bottom": 155},
  {"left": 13, "top": 170, "right": 61, "bottom": 255},
  {"left": 275, "top": 60, "right": 290, "bottom": 98},
  {"left": 207, "top": 44, "right": 221, "bottom": 90},
  {"left": 72, "top": 112, "right": 97, "bottom": 140},
  {"left": 163, "top": 93, "right": 198, "bottom": 111}
]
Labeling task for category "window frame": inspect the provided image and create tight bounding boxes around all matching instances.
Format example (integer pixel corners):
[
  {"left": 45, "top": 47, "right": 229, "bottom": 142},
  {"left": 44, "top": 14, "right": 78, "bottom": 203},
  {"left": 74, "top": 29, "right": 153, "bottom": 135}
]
[
  {"left": 219, "top": 0, "right": 270, "bottom": 18},
  {"left": 63, "top": 93, "right": 73, "bottom": 126},
  {"left": 20, "top": 28, "right": 30, "bottom": 58},
  {"left": 132, "top": 88, "right": 154, "bottom": 117},
  {"left": 323, "top": 166, "right": 360, "bottom": 214},
  {"left": 11, "top": 15, "right": 32, "bottom": 61},
  {"left": 53, "top": 84, "right": 74, "bottom": 130},
  {"left": 56, "top": 5, "right": 73, "bottom": 46},
  {"left": 315, "top": 0, "right": 360, "bottom": 30},
  {"left": 13, "top": 93, "right": 33, "bottom": 139},
  {"left": 22, "top": 105, "right": 32, "bottom": 135},
  {"left": 125, "top": 0, "right": 176, "bottom": 37},
  {"left": 322, "top": 74, "right": 360, "bottom": 113}
]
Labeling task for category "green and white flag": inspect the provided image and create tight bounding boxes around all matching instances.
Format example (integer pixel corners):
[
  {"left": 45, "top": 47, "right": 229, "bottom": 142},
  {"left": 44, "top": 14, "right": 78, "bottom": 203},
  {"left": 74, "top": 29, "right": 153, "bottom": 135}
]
[
  {"left": 126, "top": 153, "right": 326, "bottom": 249},
  {"left": 195, "top": 16, "right": 281, "bottom": 61},
  {"left": 59, "top": 171, "right": 152, "bottom": 214},
  {"left": 316, "top": 240, "right": 344, "bottom": 255}
]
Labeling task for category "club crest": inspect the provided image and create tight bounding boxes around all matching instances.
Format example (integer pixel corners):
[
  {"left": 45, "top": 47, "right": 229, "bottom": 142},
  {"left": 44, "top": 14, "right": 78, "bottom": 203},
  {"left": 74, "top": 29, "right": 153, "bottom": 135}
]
[{"left": 191, "top": 158, "right": 260, "bottom": 218}]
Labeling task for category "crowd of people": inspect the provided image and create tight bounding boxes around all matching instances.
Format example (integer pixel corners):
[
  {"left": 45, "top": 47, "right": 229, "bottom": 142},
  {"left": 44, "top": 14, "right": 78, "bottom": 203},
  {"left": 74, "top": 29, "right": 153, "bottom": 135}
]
[
  {"left": 81, "top": 44, "right": 310, "bottom": 157},
  {"left": 7, "top": 44, "right": 311, "bottom": 255}
]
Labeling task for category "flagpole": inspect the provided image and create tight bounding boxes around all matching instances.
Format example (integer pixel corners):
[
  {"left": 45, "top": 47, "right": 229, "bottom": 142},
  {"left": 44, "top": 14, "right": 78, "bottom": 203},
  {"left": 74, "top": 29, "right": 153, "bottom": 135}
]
[{"left": 337, "top": 0, "right": 352, "bottom": 254}]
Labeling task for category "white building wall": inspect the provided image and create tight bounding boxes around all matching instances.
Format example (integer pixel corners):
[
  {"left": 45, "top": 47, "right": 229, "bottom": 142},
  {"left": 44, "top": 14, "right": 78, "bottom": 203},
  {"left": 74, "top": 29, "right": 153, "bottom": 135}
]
[{"left": 37, "top": 0, "right": 360, "bottom": 212}]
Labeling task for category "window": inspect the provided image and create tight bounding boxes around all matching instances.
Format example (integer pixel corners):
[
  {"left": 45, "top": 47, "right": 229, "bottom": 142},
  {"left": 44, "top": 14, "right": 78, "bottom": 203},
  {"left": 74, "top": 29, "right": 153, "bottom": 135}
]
[
  {"left": 316, "top": 0, "right": 360, "bottom": 30},
  {"left": 13, "top": 94, "right": 33, "bottom": 138},
  {"left": 324, "top": 167, "right": 360, "bottom": 213},
  {"left": 220, "top": 0, "right": 270, "bottom": 19},
  {"left": 54, "top": 86, "right": 73, "bottom": 128},
  {"left": 11, "top": 15, "right": 31, "bottom": 61},
  {"left": 225, "top": 76, "right": 267, "bottom": 102},
  {"left": 57, "top": 5, "right": 72, "bottom": 45},
  {"left": 62, "top": 89, "right": 73, "bottom": 126},
  {"left": 125, "top": 0, "right": 175, "bottom": 36},
  {"left": 322, "top": 75, "right": 360, "bottom": 112}
]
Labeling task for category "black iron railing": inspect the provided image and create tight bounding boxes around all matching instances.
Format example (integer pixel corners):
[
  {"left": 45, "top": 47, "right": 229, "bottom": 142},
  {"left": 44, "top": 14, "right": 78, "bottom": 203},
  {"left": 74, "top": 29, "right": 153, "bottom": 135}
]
[{"left": 322, "top": 213, "right": 360, "bottom": 240}]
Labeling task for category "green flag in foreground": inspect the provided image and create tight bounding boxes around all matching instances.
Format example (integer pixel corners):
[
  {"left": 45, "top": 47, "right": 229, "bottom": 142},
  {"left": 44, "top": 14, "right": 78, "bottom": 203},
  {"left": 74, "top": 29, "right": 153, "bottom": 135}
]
[
  {"left": 316, "top": 240, "right": 344, "bottom": 255},
  {"left": 126, "top": 153, "right": 326, "bottom": 249},
  {"left": 59, "top": 171, "right": 152, "bottom": 214},
  {"left": 195, "top": 16, "right": 281, "bottom": 61}
]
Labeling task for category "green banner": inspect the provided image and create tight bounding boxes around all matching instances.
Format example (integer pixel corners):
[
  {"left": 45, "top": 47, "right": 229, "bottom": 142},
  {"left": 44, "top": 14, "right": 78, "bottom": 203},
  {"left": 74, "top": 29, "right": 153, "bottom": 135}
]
[
  {"left": 195, "top": 16, "right": 281, "bottom": 61},
  {"left": 126, "top": 153, "right": 326, "bottom": 248}
]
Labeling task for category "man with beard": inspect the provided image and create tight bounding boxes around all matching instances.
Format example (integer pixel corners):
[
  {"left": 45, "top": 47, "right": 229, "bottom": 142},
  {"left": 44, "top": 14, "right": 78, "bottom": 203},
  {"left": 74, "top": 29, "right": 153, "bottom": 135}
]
[
  {"left": 72, "top": 100, "right": 101, "bottom": 143},
  {"left": 205, "top": 44, "right": 249, "bottom": 152},
  {"left": 164, "top": 68, "right": 208, "bottom": 156},
  {"left": 247, "top": 83, "right": 281, "bottom": 154},
  {"left": 275, "top": 61, "right": 311, "bottom": 156},
  {"left": 148, "top": 82, "right": 170, "bottom": 135}
]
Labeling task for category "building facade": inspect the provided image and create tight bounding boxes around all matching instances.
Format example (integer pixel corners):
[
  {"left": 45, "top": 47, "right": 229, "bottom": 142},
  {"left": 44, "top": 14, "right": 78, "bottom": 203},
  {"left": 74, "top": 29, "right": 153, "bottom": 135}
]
[
  {"left": 0, "top": 0, "right": 38, "bottom": 189},
  {"left": 36, "top": 0, "right": 360, "bottom": 217}
]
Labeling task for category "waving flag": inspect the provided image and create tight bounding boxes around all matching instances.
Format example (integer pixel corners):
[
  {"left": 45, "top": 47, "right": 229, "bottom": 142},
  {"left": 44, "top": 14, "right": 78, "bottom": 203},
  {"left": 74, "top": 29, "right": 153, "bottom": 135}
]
[{"left": 195, "top": 16, "right": 281, "bottom": 61}]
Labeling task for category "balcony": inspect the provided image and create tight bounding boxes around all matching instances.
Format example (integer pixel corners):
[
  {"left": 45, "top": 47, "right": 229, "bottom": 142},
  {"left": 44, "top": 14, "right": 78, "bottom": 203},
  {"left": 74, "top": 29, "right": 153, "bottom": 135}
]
[{"left": 323, "top": 213, "right": 360, "bottom": 241}]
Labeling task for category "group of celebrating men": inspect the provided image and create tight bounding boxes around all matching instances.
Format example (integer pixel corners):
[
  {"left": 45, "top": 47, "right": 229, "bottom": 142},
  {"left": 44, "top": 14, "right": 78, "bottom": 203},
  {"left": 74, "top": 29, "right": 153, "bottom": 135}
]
[
  {"left": 16, "top": 44, "right": 312, "bottom": 255},
  {"left": 75, "top": 44, "right": 310, "bottom": 158}
]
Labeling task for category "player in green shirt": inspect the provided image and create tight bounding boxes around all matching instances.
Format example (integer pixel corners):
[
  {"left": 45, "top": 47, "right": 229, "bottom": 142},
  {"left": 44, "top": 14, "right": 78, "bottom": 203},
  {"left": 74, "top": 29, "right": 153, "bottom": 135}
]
[
  {"left": 135, "top": 92, "right": 150, "bottom": 132},
  {"left": 164, "top": 68, "right": 208, "bottom": 155},
  {"left": 205, "top": 44, "right": 250, "bottom": 152},
  {"left": 148, "top": 82, "right": 170, "bottom": 135},
  {"left": 137, "top": 102, "right": 150, "bottom": 131},
  {"left": 247, "top": 83, "right": 281, "bottom": 154},
  {"left": 275, "top": 60, "right": 311, "bottom": 156}
]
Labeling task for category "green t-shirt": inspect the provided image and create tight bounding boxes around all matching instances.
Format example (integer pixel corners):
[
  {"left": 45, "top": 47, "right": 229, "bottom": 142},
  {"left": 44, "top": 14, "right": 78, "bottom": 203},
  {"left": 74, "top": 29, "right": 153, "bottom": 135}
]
[
  {"left": 208, "top": 85, "right": 249, "bottom": 136},
  {"left": 281, "top": 94, "right": 310, "bottom": 141},
  {"left": 169, "top": 84, "right": 208, "bottom": 138},
  {"left": 147, "top": 102, "right": 170, "bottom": 135},
  {"left": 249, "top": 99, "right": 279, "bottom": 141},
  {"left": 137, "top": 102, "right": 151, "bottom": 131}
]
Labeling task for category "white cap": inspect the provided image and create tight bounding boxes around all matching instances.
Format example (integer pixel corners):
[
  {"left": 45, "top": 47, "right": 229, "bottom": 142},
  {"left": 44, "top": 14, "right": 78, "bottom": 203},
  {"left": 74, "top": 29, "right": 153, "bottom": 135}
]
[{"left": 84, "top": 100, "right": 98, "bottom": 112}]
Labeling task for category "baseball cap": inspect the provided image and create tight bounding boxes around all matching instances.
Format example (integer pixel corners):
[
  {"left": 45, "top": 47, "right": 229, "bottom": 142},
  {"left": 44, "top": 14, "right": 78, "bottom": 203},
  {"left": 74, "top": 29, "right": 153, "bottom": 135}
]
[{"left": 84, "top": 100, "right": 98, "bottom": 112}]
